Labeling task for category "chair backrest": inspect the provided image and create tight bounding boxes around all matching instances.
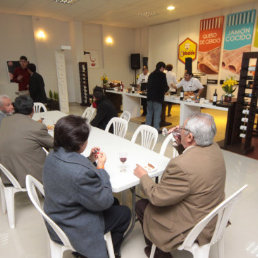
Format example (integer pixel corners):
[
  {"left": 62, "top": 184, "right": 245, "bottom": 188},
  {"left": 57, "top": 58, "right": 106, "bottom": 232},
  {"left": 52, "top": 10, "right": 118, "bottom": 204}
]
[
  {"left": 131, "top": 125, "right": 158, "bottom": 150},
  {"left": 33, "top": 102, "right": 47, "bottom": 113},
  {"left": 178, "top": 184, "right": 248, "bottom": 250},
  {"left": 82, "top": 107, "right": 96, "bottom": 122},
  {"left": 0, "top": 163, "right": 22, "bottom": 189},
  {"left": 105, "top": 117, "right": 128, "bottom": 138},
  {"left": 25, "top": 175, "right": 73, "bottom": 248},
  {"left": 159, "top": 133, "right": 179, "bottom": 158},
  {"left": 120, "top": 111, "right": 131, "bottom": 122}
]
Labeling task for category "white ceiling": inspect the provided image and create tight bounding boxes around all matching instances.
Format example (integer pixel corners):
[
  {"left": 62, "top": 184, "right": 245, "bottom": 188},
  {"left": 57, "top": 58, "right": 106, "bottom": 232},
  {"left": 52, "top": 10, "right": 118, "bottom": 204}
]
[{"left": 0, "top": 0, "right": 256, "bottom": 28}]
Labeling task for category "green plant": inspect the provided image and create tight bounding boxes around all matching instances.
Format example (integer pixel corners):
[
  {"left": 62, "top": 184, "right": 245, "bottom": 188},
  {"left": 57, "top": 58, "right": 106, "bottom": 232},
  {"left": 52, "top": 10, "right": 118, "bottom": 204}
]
[
  {"left": 49, "top": 90, "right": 53, "bottom": 99},
  {"left": 53, "top": 92, "right": 59, "bottom": 101}
]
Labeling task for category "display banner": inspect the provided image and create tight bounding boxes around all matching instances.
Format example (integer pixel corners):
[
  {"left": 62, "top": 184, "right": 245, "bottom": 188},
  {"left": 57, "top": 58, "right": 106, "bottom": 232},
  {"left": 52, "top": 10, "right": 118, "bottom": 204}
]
[
  {"left": 222, "top": 9, "right": 256, "bottom": 75},
  {"left": 198, "top": 16, "right": 224, "bottom": 74},
  {"left": 178, "top": 38, "right": 197, "bottom": 64},
  {"left": 253, "top": 17, "right": 258, "bottom": 48}
]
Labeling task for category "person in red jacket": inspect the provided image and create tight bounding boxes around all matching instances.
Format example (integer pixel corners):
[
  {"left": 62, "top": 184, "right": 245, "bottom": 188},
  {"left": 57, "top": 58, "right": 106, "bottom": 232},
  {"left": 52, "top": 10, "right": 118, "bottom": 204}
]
[{"left": 12, "top": 56, "right": 30, "bottom": 95}]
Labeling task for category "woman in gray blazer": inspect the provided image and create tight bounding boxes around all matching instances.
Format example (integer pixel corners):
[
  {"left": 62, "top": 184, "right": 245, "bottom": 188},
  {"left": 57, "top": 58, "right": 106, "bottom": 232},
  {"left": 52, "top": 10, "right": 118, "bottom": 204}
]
[{"left": 43, "top": 115, "right": 131, "bottom": 258}]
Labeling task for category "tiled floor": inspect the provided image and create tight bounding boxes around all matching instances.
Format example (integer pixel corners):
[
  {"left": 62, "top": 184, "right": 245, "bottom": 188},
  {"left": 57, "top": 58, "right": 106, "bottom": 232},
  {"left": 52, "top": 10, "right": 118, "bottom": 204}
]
[{"left": 0, "top": 104, "right": 258, "bottom": 258}]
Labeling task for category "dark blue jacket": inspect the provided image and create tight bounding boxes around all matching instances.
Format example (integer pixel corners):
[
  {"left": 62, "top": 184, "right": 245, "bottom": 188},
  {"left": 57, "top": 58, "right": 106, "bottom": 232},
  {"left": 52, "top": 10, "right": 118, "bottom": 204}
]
[{"left": 43, "top": 147, "right": 114, "bottom": 258}]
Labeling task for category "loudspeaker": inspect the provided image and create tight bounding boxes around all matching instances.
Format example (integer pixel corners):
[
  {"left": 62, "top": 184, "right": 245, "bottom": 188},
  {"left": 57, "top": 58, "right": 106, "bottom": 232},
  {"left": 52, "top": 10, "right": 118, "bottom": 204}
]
[
  {"left": 143, "top": 57, "right": 148, "bottom": 68},
  {"left": 185, "top": 57, "right": 192, "bottom": 74},
  {"left": 131, "top": 54, "right": 140, "bottom": 70}
]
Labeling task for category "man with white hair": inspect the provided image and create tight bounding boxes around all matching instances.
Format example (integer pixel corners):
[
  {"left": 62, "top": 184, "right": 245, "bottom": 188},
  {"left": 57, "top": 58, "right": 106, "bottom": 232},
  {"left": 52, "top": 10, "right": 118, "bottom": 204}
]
[
  {"left": 0, "top": 95, "right": 14, "bottom": 125},
  {"left": 134, "top": 113, "right": 226, "bottom": 258}
]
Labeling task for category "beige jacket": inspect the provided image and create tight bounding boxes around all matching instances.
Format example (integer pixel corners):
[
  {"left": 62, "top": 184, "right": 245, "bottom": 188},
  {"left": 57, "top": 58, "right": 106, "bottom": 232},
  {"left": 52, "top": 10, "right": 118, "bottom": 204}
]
[
  {"left": 0, "top": 114, "right": 53, "bottom": 187},
  {"left": 140, "top": 143, "right": 226, "bottom": 252}
]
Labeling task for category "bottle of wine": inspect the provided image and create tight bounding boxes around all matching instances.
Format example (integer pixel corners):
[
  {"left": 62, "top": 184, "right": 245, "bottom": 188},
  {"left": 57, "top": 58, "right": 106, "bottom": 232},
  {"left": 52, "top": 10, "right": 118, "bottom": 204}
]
[
  {"left": 213, "top": 89, "right": 217, "bottom": 105},
  {"left": 180, "top": 89, "right": 184, "bottom": 101},
  {"left": 132, "top": 85, "right": 135, "bottom": 94},
  {"left": 240, "top": 125, "right": 247, "bottom": 130},
  {"left": 242, "top": 109, "right": 249, "bottom": 115}
]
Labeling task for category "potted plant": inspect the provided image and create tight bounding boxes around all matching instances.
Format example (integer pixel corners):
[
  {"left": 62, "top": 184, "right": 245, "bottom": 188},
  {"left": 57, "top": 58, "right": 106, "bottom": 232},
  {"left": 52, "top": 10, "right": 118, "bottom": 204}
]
[
  {"left": 47, "top": 90, "right": 60, "bottom": 110},
  {"left": 101, "top": 74, "right": 108, "bottom": 88},
  {"left": 222, "top": 77, "right": 238, "bottom": 102}
]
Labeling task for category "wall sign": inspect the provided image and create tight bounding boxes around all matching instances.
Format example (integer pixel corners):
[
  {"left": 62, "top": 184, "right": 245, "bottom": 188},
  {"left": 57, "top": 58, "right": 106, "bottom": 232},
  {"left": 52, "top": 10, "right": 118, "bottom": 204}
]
[
  {"left": 222, "top": 9, "right": 256, "bottom": 76},
  {"left": 198, "top": 16, "right": 224, "bottom": 74},
  {"left": 178, "top": 37, "right": 197, "bottom": 64}
]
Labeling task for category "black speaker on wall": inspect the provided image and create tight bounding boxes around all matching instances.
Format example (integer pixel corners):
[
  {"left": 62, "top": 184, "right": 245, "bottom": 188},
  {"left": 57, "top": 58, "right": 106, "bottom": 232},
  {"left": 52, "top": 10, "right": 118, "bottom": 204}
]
[
  {"left": 185, "top": 57, "right": 192, "bottom": 74},
  {"left": 143, "top": 57, "right": 148, "bottom": 68},
  {"left": 131, "top": 53, "right": 140, "bottom": 70}
]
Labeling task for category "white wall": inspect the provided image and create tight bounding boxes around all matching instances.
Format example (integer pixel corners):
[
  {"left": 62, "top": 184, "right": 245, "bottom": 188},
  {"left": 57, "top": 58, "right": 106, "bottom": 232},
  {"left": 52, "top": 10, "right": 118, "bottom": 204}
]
[{"left": 83, "top": 24, "right": 136, "bottom": 93}]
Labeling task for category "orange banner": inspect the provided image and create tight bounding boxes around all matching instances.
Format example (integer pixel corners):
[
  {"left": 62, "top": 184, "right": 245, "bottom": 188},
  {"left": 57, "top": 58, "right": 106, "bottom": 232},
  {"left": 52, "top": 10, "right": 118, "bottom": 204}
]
[{"left": 198, "top": 16, "right": 224, "bottom": 74}]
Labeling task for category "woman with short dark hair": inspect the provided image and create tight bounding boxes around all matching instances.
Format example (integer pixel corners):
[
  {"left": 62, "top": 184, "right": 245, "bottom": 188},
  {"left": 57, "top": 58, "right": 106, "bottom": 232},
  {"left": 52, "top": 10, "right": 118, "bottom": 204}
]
[
  {"left": 43, "top": 115, "right": 131, "bottom": 258},
  {"left": 91, "top": 86, "right": 117, "bottom": 130}
]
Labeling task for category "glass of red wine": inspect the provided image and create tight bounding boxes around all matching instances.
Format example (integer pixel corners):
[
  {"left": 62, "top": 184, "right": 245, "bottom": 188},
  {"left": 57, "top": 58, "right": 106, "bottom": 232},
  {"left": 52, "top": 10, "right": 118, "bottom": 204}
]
[{"left": 119, "top": 152, "right": 127, "bottom": 172}]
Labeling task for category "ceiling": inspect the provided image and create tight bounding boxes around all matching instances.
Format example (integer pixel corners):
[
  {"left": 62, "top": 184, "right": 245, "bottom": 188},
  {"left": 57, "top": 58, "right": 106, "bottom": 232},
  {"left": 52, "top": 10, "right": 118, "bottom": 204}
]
[{"left": 0, "top": 0, "right": 256, "bottom": 28}]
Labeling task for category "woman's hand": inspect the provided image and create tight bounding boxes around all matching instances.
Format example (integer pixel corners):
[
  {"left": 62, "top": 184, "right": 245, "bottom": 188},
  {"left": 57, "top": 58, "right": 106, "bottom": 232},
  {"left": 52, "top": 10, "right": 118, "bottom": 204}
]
[
  {"left": 88, "top": 147, "right": 100, "bottom": 162},
  {"left": 97, "top": 152, "right": 106, "bottom": 169}
]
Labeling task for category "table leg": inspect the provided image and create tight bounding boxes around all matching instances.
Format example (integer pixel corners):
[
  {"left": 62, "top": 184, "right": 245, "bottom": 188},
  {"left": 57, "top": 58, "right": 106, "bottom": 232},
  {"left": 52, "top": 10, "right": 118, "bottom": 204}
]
[{"left": 123, "top": 186, "right": 136, "bottom": 239}]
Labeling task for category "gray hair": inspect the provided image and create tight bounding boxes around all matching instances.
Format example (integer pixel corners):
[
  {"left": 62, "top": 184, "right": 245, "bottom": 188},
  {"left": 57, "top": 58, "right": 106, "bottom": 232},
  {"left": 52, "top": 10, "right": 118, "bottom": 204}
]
[
  {"left": 0, "top": 95, "right": 10, "bottom": 107},
  {"left": 184, "top": 113, "right": 217, "bottom": 146}
]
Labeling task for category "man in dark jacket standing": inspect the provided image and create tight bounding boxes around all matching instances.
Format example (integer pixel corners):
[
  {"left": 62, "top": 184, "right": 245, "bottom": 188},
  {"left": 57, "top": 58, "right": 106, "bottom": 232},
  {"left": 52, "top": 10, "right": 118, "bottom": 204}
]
[
  {"left": 146, "top": 62, "right": 169, "bottom": 132},
  {"left": 27, "top": 63, "right": 47, "bottom": 103},
  {"left": 91, "top": 86, "right": 117, "bottom": 130}
]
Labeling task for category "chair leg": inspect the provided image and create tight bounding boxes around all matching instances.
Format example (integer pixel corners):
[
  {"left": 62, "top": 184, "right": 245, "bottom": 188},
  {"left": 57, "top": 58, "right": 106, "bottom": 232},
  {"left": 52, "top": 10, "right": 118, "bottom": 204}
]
[
  {"left": 50, "top": 240, "right": 64, "bottom": 258},
  {"left": 4, "top": 188, "right": 15, "bottom": 229},
  {"left": 121, "top": 191, "right": 127, "bottom": 205},
  {"left": 0, "top": 184, "right": 6, "bottom": 214},
  {"left": 104, "top": 232, "right": 115, "bottom": 258},
  {"left": 150, "top": 244, "right": 156, "bottom": 258},
  {"left": 217, "top": 238, "right": 224, "bottom": 258}
]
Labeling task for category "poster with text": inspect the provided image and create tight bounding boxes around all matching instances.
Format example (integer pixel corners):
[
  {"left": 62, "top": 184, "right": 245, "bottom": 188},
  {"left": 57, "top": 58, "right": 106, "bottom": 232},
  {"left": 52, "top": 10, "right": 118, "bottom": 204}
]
[
  {"left": 222, "top": 9, "right": 256, "bottom": 78},
  {"left": 198, "top": 16, "right": 224, "bottom": 74}
]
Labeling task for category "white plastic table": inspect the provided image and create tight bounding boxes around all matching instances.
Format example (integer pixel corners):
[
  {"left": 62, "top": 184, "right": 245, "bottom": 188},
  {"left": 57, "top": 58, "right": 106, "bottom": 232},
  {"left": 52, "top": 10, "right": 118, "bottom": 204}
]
[{"left": 33, "top": 110, "right": 170, "bottom": 237}]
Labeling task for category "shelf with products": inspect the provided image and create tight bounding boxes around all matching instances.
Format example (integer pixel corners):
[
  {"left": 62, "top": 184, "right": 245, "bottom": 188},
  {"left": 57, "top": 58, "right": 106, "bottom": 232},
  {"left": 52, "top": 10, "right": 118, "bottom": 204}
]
[
  {"left": 230, "top": 52, "right": 258, "bottom": 154},
  {"left": 79, "top": 62, "right": 90, "bottom": 106}
]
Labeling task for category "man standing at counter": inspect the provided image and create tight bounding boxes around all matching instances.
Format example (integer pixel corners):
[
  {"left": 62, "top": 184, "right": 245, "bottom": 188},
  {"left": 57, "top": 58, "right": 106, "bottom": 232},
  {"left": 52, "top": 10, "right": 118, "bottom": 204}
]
[
  {"left": 146, "top": 62, "right": 168, "bottom": 132},
  {"left": 173, "top": 70, "right": 204, "bottom": 98},
  {"left": 137, "top": 66, "right": 149, "bottom": 116}
]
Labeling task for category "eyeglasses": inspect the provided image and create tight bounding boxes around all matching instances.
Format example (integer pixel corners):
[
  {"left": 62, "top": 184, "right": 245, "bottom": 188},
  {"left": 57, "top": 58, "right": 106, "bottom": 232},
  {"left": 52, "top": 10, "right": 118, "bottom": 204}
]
[{"left": 179, "top": 126, "right": 192, "bottom": 134}]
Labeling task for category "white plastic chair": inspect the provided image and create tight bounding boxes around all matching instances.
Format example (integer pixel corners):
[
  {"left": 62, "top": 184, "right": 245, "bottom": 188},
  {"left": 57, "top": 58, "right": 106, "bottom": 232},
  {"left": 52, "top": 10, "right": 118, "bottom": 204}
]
[
  {"left": 131, "top": 125, "right": 158, "bottom": 150},
  {"left": 42, "top": 147, "right": 49, "bottom": 155},
  {"left": 26, "top": 175, "right": 115, "bottom": 258},
  {"left": 105, "top": 117, "right": 128, "bottom": 138},
  {"left": 159, "top": 133, "right": 179, "bottom": 158},
  {"left": 82, "top": 107, "right": 96, "bottom": 122},
  {"left": 150, "top": 184, "right": 248, "bottom": 258},
  {"left": 33, "top": 102, "right": 47, "bottom": 113},
  {"left": 120, "top": 111, "right": 131, "bottom": 122},
  {"left": 0, "top": 163, "right": 27, "bottom": 229}
]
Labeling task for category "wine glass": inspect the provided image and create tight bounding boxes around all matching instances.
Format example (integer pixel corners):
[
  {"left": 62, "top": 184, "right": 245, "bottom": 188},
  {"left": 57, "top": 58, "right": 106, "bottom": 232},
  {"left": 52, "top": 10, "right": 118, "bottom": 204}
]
[{"left": 119, "top": 152, "right": 127, "bottom": 172}]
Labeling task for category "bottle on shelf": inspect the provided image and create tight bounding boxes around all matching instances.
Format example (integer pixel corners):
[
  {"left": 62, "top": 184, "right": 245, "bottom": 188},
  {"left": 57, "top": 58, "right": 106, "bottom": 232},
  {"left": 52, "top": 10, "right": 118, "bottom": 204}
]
[
  {"left": 240, "top": 125, "right": 247, "bottom": 130},
  {"left": 240, "top": 133, "right": 246, "bottom": 138},
  {"left": 180, "top": 89, "right": 184, "bottom": 101},
  {"left": 241, "top": 117, "right": 248, "bottom": 123},
  {"left": 242, "top": 109, "right": 250, "bottom": 115},
  {"left": 213, "top": 89, "right": 217, "bottom": 105},
  {"left": 132, "top": 85, "right": 135, "bottom": 94},
  {"left": 120, "top": 82, "right": 123, "bottom": 92}
]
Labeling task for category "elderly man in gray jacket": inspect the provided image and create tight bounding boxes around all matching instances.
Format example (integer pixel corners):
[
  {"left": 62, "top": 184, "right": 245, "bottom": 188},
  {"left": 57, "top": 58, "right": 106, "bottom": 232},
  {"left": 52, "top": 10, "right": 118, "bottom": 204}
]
[{"left": 0, "top": 95, "right": 14, "bottom": 125}]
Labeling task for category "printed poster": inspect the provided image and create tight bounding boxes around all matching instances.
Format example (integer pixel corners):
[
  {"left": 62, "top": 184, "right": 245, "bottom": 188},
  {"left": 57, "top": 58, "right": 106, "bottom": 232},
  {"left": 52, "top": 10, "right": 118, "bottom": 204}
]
[
  {"left": 222, "top": 9, "right": 256, "bottom": 76},
  {"left": 198, "top": 16, "right": 224, "bottom": 74}
]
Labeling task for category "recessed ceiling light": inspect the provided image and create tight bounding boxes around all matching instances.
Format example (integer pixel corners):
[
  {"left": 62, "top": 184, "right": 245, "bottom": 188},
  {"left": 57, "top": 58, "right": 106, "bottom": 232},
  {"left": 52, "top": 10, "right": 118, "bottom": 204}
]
[
  {"left": 54, "top": 0, "right": 79, "bottom": 5},
  {"left": 167, "top": 5, "right": 175, "bottom": 11}
]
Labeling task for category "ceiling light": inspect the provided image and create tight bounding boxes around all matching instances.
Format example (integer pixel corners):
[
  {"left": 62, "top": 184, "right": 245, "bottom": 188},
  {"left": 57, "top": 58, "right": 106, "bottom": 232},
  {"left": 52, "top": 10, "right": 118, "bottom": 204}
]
[
  {"left": 167, "top": 5, "right": 175, "bottom": 11},
  {"left": 54, "top": 0, "right": 79, "bottom": 5}
]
